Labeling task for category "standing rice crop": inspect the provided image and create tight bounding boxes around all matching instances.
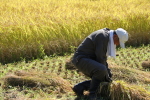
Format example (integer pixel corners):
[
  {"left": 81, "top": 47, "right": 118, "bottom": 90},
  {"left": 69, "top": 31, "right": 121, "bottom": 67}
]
[{"left": 0, "top": 0, "right": 150, "bottom": 63}]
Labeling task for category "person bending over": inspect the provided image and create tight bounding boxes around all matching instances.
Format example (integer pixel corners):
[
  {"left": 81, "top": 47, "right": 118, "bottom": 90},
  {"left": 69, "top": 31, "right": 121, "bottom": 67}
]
[{"left": 71, "top": 28, "right": 128, "bottom": 100}]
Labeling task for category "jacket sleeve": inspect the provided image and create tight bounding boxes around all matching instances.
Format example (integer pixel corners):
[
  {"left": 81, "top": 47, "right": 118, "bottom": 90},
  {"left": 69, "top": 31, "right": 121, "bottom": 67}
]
[
  {"left": 94, "top": 32, "right": 112, "bottom": 78},
  {"left": 94, "top": 33, "right": 106, "bottom": 64}
]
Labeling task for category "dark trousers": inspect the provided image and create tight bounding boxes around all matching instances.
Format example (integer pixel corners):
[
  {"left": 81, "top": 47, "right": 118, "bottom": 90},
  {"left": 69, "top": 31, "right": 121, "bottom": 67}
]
[{"left": 75, "top": 58, "right": 111, "bottom": 82}]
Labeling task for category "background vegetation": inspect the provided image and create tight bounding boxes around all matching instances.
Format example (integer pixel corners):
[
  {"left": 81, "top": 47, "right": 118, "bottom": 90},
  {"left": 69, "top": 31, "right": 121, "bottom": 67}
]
[{"left": 0, "top": 0, "right": 150, "bottom": 64}]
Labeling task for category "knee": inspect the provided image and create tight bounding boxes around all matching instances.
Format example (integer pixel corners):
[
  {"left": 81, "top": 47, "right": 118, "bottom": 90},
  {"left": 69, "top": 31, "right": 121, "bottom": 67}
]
[
  {"left": 95, "top": 68, "right": 108, "bottom": 77},
  {"left": 93, "top": 65, "right": 108, "bottom": 80}
]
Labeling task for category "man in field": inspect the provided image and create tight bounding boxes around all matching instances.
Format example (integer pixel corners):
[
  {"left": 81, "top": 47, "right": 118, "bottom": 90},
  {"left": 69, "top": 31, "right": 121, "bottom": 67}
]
[{"left": 71, "top": 28, "right": 128, "bottom": 100}]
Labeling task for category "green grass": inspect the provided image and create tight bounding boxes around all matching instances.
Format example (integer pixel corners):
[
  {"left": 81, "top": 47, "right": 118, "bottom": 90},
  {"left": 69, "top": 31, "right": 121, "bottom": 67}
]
[{"left": 0, "top": 0, "right": 150, "bottom": 63}]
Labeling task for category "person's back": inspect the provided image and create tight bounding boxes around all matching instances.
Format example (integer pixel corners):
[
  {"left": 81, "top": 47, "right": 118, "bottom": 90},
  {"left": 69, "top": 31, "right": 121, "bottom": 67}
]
[{"left": 72, "top": 28, "right": 110, "bottom": 66}]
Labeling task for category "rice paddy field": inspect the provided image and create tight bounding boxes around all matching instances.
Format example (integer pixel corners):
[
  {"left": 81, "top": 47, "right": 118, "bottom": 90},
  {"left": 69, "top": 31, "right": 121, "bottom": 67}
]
[
  {"left": 0, "top": 0, "right": 150, "bottom": 100},
  {"left": 0, "top": 45, "right": 150, "bottom": 100},
  {"left": 0, "top": 0, "right": 150, "bottom": 63}
]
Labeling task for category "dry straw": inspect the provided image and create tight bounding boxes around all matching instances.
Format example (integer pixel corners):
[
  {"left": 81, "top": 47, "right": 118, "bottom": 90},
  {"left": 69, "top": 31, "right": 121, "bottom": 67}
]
[
  {"left": 110, "top": 81, "right": 150, "bottom": 100},
  {"left": 2, "top": 70, "right": 72, "bottom": 94}
]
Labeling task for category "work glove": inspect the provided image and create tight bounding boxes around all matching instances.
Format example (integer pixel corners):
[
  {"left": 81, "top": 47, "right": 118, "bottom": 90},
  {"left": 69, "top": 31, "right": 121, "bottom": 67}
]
[
  {"left": 107, "top": 68, "right": 112, "bottom": 78},
  {"left": 105, "top": 62, "right": 112, "bottom": 78}
]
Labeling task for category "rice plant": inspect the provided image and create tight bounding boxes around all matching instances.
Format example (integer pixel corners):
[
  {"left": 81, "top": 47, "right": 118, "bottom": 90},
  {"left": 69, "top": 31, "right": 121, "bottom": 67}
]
[
  {"left": 109, "top": 44, "right": 150, "bottom": 70},
  {"left": 0, "top": 0, "right": 150, "bottom": 63},
  {"left": 0, "top": 48, "right": 150, "bottom": 99}
]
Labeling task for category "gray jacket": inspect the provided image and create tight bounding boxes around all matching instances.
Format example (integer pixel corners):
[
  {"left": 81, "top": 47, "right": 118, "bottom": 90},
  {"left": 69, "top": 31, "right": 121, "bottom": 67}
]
[{"left": 72, "top": 28, "right": 110, "bottom": 67}]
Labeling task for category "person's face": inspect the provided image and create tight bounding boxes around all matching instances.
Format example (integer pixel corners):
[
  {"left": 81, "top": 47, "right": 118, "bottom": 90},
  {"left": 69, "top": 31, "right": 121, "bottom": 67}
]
[{"left": 113, "top": 34, "right": 119, "bottom": 46}]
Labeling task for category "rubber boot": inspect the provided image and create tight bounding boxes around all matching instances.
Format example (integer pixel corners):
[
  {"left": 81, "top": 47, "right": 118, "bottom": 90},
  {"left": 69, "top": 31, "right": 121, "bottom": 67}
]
[
  {"left": 87, "top": 77, "right": 102, "bottom": 100},
  {"left": 72, "top": 80, "right": 91, "bottom": 96}
]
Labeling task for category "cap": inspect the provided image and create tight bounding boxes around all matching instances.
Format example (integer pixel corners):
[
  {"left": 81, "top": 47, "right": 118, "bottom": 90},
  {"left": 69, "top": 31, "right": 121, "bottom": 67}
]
[{"left": 115, "top": 28, "right": 128, "bottom": 48}]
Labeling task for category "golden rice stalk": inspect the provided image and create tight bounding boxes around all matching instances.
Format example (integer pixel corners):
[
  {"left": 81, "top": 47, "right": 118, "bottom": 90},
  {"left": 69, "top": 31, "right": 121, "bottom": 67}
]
[
  {"left": 110, "top": 81, "right": 150, "bottom": 100},
  {"left": 2, "top": 70, "right": 72, "bottom": 93}
]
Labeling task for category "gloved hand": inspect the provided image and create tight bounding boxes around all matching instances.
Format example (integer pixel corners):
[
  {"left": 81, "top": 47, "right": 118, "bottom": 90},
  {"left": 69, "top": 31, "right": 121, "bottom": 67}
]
[
  {"left": 107, "top": 69, "right": 112, "bottom": 78},
  {"left": 105, "top": 62, "right": 112, "bottom": 78}
]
